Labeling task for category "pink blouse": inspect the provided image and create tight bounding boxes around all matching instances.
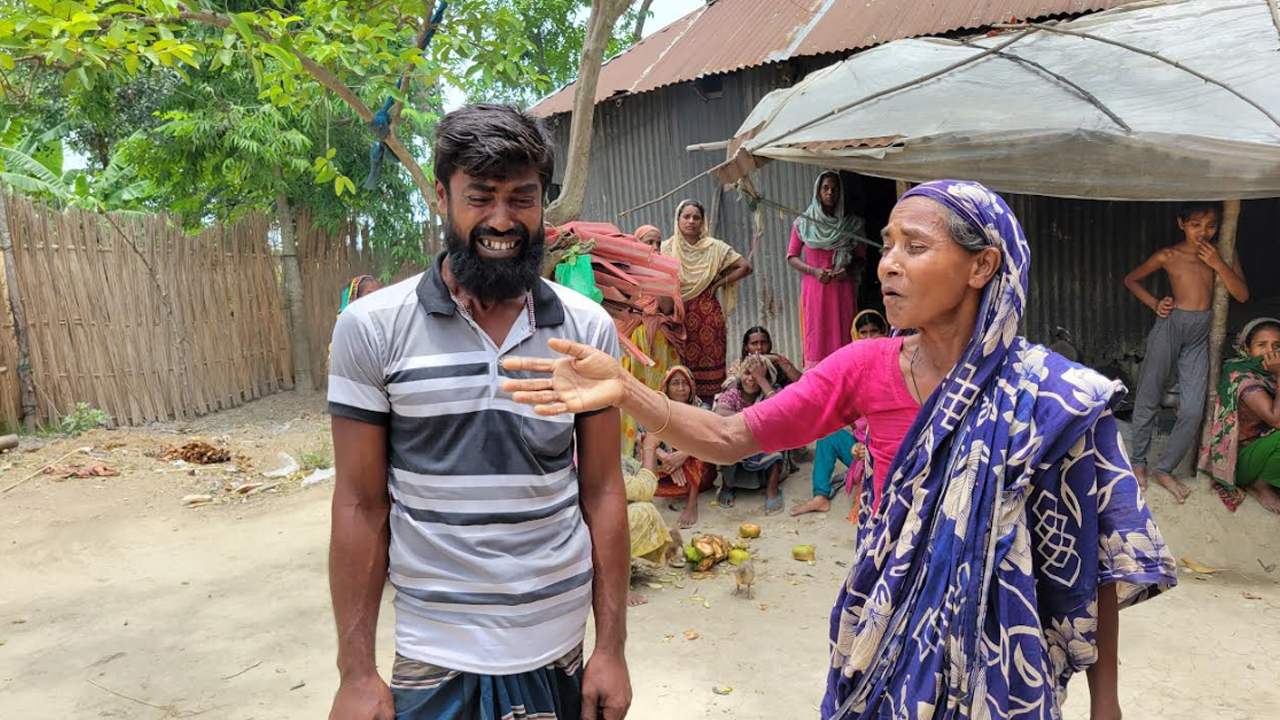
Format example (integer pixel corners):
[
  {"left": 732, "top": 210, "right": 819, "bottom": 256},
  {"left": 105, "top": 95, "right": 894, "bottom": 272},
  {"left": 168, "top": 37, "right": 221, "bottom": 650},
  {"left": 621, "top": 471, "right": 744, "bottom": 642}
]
[{"left": 744, "top": 337, "right": 921, "bottom": 511}]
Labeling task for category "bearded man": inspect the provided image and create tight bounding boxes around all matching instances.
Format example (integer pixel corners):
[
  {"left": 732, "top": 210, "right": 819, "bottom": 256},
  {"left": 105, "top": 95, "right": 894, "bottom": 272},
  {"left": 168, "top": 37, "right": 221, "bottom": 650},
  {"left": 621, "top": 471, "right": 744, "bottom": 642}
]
[{"left": 325, "top": 104, "right": 631, "bottom": 720}]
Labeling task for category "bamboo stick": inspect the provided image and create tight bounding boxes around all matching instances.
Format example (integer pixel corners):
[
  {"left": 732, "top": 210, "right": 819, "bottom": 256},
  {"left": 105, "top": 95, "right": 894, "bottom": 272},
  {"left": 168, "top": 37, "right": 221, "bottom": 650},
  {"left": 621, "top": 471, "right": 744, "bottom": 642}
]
[{"left": 1200, "top": 199, "right": 1241, "bottom": 449}]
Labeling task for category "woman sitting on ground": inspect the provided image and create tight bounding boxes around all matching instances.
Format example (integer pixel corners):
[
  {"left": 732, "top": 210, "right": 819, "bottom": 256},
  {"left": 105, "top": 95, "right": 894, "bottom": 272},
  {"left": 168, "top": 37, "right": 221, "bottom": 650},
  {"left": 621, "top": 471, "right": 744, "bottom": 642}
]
[
  {"left": 740, "top": 325, "right": 803, "bottom": 386},
  {"left": 713, "top": 355, "right": 788, "bottom": 515},
  {"left": 1199, "top": 317, "right": 1280, "bottom": 514},
  {"left": 503, "top": 179, "right": 1175, "bottom": 719},
  {"left": 644, "top": 366, "right": 717, "bottom": 529},
  {"left": 622, "top": 440, "right": 676, "bottom": 607}
]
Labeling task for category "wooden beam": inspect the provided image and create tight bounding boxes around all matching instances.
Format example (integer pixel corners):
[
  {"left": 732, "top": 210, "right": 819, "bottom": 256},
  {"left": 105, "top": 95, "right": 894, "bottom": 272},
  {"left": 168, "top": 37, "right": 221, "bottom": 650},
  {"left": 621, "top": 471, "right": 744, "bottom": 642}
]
[
  {"left": 1201, "top": 199, "right": 1241, "bottom": 448},
  {"left": 687, "top": 140, "right": 730, "bottom": 153}
]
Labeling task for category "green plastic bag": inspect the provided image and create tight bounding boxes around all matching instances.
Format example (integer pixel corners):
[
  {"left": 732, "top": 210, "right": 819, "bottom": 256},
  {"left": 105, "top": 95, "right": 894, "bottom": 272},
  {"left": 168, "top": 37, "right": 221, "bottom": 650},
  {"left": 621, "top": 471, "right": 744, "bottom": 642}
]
[{"left": 554, "top": 252, "right": 603, "bottom": 303}]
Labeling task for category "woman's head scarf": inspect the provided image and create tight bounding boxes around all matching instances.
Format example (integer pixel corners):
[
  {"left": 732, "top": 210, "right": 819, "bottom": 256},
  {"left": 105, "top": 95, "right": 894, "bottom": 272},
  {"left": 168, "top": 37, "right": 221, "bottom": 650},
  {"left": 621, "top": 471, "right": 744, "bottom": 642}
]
[
  {"left": 850, "top": 309, "right": 888, "bottom": 342},
  {"left": 339, "top": 275, "right": 376, "bottom": 315},
  {"left": 824, "top": 180, "right": 1174, "bottom": 719},
  {"left": 1198, "top": 317, "right": 1280, "bottom": 510},
  {"left": 661, "top": 199, "right": 744, "bottom": 312},
  {"left": 633, "top": 224, "right": 662, "bottom": 246},
  {"left": 794, "top": 171, "right": 867, "bottom": 270},
  {"left": 660, "top": 365, "right": 699, "bottom": 406}
]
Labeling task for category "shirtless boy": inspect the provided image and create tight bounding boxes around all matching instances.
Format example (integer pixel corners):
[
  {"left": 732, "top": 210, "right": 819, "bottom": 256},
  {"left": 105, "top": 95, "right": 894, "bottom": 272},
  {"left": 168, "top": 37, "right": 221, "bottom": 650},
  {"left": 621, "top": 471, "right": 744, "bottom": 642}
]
[{"left": 1125, "top": 201, "right": 1249, "bottom": 502}]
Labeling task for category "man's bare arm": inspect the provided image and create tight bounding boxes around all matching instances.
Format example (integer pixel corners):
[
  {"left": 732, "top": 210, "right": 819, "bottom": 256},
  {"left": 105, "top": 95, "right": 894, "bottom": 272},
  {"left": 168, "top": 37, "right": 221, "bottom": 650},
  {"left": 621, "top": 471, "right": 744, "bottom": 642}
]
[
  {"left": 330, "top": 417, "right": 391, "bottom": 680},
  {"left": 576, "top": 408, "right": 632, "bottom": 719}
]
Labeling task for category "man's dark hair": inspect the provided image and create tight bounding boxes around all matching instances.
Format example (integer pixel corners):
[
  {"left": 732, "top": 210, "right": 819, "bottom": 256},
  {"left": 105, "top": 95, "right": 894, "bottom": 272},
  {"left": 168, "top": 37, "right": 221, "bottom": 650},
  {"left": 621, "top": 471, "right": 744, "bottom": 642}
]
[
  {"left": 433, "top": 104, "right": 555, "bottom": 195},
  {"left": 1177, "top": 201, "right": 1223, "bottom": 223}
]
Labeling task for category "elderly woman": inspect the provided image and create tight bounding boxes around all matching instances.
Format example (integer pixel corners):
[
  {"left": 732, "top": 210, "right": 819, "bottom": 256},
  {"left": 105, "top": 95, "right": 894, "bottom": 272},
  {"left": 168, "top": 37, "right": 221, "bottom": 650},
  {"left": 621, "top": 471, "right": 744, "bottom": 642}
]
[
  {"left": 664, "top": 199, "right": 753, "bottom": 404},
  {"left": 1199, "top": 317, "right": 1280, "bottom": 513},
  {"left": 504, "top": 180, "right": 1176, "bottom": 719}
]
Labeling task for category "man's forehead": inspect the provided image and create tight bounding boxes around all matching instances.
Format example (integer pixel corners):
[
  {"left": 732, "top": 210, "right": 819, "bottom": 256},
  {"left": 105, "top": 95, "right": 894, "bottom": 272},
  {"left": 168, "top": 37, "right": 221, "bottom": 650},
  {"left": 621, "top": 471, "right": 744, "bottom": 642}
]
[{"left": 454, "top": 167, "right": 541, "bottom": 190}]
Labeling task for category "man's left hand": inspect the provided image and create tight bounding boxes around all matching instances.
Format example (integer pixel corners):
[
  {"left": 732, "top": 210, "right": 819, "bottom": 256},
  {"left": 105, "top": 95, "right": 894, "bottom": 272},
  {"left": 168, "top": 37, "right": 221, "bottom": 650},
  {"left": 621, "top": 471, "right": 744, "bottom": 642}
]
[{"left": 582, "top": 650, "right": 631, "bottom": 720}]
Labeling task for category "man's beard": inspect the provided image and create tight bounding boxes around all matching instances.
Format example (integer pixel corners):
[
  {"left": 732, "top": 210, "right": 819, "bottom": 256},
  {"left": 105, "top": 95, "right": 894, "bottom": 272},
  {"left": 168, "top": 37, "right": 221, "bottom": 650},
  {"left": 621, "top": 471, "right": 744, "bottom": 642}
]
[{"left": 445, "top": 220, "right": 545, "bottom": 303}]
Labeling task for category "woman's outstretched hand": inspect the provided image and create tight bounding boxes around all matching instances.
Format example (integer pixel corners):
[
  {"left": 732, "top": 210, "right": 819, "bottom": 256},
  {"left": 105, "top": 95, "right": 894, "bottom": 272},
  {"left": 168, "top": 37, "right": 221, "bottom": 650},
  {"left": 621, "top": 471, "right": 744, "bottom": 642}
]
[{"left": 502, "top": 338, "right": 626, "bottom": 416}]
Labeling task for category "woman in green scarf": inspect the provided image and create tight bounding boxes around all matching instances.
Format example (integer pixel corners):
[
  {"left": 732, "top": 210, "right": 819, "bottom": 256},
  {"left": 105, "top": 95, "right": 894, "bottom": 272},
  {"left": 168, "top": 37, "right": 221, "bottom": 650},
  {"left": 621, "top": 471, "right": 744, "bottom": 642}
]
[
  {"left": 1198, "top": 317, "right": 1280, "bottom": 513},
  {"left": 786, "top": 171, "right": 868, "bottom": 369}
]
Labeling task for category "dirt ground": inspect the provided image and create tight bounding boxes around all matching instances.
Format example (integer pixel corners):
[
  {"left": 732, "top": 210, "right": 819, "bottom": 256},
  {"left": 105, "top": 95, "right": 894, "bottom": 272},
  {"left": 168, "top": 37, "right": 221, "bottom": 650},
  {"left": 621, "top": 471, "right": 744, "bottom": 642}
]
[{"left": 2, "top": 393, "right": 1279, "bottom": 720}]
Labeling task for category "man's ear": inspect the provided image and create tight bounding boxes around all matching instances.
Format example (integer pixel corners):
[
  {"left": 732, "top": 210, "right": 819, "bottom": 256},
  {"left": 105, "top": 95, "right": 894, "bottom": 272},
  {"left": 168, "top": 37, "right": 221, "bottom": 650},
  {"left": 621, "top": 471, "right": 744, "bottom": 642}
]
[{"left": 434, "top": 179, "right": 448, "bottom": 212}]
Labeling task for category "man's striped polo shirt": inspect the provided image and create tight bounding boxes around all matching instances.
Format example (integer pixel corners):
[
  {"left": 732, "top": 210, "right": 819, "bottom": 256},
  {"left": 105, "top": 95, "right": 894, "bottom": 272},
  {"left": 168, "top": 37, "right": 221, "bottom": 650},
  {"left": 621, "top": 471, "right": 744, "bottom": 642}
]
[{"left": 327, "top": 252, "right": 619, "bottom": 674}]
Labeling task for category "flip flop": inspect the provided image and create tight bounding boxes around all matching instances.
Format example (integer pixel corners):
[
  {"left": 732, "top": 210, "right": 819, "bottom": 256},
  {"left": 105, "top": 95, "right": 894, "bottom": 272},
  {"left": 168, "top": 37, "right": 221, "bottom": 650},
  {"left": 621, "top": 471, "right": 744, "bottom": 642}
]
[
  {"left": 716, "top": 486, "right": 735, "bottom": 508},
  {"left": 765, "top": 495, "right": 785, "bottom": 516}
]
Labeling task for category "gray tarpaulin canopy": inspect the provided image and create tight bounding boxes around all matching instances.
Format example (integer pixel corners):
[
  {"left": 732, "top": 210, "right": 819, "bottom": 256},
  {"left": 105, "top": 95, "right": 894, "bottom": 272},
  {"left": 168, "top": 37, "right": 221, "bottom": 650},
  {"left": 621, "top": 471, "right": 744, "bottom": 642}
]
[{"left": 719, "top": 0, "right": 1280, "bottom": 201}]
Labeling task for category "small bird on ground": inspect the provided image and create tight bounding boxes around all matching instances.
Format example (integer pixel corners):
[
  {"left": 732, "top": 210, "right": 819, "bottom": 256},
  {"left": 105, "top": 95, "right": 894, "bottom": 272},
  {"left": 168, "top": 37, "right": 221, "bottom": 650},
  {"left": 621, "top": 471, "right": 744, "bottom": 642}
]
[
  {"left": 666, "top": 527, "right": 685, "bottom": 567},
  {"left": 734, "top": 559, "right": 755, "bottom": 599}
]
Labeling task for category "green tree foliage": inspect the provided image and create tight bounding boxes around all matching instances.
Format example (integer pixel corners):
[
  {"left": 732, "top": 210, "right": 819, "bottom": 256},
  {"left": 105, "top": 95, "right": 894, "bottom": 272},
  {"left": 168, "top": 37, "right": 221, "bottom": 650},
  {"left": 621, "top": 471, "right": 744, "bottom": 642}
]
[
  {"left": 0, "top": 0, "right": 541, "bottom": 205},
  {"left": 460, "top": 0, "right": 643, "bottom": 107}
]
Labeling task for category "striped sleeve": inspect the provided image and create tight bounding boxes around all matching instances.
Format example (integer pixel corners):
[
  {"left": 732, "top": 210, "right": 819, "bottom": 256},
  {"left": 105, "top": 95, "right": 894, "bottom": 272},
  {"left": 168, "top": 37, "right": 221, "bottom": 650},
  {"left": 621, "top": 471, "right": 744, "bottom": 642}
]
[{"left": 327, "top": 310, "right": 390, "bottom": 425}]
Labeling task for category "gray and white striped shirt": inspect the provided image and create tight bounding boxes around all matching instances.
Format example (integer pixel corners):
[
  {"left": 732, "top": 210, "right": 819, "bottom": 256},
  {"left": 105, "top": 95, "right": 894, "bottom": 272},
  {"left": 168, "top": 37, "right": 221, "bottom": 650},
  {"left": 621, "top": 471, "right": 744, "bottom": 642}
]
[{"left": 327, "top": 253, "right": 619, "bottom": 674}]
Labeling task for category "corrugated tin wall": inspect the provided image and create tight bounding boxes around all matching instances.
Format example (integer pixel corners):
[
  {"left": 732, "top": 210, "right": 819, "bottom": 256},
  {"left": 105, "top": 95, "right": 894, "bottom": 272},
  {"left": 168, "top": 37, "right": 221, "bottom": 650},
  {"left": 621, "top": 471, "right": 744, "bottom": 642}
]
[
  {"left": 550, "top": 66, "right": 1280, "bottom": 371},
  {"left": 548, "top": 64, "right": 823, "bottom": 364}
]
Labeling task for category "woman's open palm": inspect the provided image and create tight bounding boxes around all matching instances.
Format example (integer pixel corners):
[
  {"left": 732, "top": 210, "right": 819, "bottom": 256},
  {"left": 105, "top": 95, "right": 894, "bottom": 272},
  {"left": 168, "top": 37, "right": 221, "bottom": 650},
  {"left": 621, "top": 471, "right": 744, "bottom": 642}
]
[{"left": 502, "top": 338, "right": 626, "bottom": 416}]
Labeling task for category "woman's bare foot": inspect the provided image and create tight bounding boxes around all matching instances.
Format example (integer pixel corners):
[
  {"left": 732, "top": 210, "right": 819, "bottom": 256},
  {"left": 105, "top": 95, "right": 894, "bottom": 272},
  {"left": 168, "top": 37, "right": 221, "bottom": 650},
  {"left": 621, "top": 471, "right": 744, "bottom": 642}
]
[
  {"left": 790, "top": 495, "right": 831, "bottom": 516},
  {"left": 1134, "top": 465, "right": 1147, "bottom": 491},
  {"left": 1154, "top": 473, "right": 1192, "bottom": 504},
  {"left": 627, "top": 590, "right": 648, "bottom": 607},
  {"left": 1247, "top": 482, "right": 1280, "bottom": 514},
  {"left": 677, "top": 503, "right": 699, "bottom": 529}
]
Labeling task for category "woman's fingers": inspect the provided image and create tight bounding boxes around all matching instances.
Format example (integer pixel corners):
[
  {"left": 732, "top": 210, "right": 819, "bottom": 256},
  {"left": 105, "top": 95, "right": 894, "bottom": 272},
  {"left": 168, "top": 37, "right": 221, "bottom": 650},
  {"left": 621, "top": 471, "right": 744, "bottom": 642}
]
[
  {"left": 534, "top": 402, "right": 570, "bottom": 417},
  {"left": 502, "top": 378, "right": 555, "bottom": 393},
  {"left": 549, "top": 338, "right": 594, "bottom": 360},
  {"left": 512, "top": 390, "right": 563, "bottom": 405},
  {"left": 502, "top": 356, "right": 557, "bottom": 373}
]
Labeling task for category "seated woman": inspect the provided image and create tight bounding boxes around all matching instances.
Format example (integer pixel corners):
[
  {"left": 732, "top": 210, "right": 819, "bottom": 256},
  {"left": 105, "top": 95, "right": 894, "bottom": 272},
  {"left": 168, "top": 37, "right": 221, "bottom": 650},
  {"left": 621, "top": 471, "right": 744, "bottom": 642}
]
[
  {"left": 714, "top": 355, "right": 788, "bottom": 515},
  {"left": 1199, "top": 317, "right": 1280, "bottom": 514},
  {"left": 645, "top": 366, "right": 717, "bottom": 529},
  {"left": 741, "top": 325, "right": 803, "bottom": 386},
  {"left": 622, "top": 441, "right": 676, "bottom": 607},
  {"left": 792, "top": 309, "right": 891, "bottom": 517}
]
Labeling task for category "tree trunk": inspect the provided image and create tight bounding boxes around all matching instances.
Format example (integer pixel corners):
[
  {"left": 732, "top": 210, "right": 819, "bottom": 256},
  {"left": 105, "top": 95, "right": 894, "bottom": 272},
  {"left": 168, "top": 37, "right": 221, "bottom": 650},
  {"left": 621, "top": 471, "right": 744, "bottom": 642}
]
[
  {"left": 1200, "top": 199, "right": 1241, "bottom": 448},
  {"left": 631, "top": 0, "right": 656, "bottom": 42},
  {"left": 0, "top": 190, "right": 37, "bottom": 430},
  {"left": 544, "top": 0, "right": 632, "bottom": 226},
  {"left": 276, "top": 194, "right": 313, "bottom": 391}
]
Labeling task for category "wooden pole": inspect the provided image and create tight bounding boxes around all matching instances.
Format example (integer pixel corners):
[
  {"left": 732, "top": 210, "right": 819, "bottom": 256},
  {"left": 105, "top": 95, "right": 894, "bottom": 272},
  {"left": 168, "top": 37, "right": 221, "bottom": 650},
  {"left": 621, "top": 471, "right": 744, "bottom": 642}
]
[
  {"left": 0, "top": 191, "right": 37, "bottom": 431},
  {"left": 1201, "top": 199, "right": 1241, "bottom": 448}
]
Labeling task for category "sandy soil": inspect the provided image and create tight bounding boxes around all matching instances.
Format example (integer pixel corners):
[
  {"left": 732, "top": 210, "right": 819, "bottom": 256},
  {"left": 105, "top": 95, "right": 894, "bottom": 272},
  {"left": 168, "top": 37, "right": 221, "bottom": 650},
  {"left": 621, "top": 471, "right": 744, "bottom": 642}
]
[{"left": 2, "top": 393, "right": 1279, "bottom": 719}]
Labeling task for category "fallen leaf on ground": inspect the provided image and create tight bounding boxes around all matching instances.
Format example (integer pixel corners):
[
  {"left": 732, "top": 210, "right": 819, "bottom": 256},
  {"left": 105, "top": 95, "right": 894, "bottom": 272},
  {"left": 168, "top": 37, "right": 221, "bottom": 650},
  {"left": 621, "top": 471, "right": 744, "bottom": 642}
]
[
  {"left": 663, "top": 634, "right": 674, "bottom": 642},
  {"left": 1179, "top": 558, "right": 1219, "bottom": 575},
  {"left": 712, "top": 686, "right": 733, "bottom": 696},
  {"left": 683, "top": 630, "right": 699, "bottom": 640},
  {"left": 702, "top": 599, "right": 711, "bottom": 609},
  {"left": 161, "top": 441, "right": 231, "bottom": 464},
  {"left": 42, "top": 464, "right": 120, "bottom": 479},
  {"left": 1194, "top": 574, "right": 1211, "bottom": 581},
  {"left": 1242, "top": 591, "right": 1263, "bottom": 600}
]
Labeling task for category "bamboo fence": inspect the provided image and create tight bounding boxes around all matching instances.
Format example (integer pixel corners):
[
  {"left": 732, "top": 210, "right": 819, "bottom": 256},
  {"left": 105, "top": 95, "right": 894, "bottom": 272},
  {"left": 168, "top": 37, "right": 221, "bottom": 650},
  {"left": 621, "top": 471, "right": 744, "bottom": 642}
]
[{"left": 0, "top": 195, "right": 293, "bottom": 428}]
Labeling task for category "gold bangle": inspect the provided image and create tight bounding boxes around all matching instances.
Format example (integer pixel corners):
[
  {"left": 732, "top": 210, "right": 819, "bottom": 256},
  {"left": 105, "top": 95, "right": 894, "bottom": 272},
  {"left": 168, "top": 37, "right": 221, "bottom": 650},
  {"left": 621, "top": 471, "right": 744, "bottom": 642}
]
[{"left": 653, "top": 396, "right": 673, "bottom": 435}]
